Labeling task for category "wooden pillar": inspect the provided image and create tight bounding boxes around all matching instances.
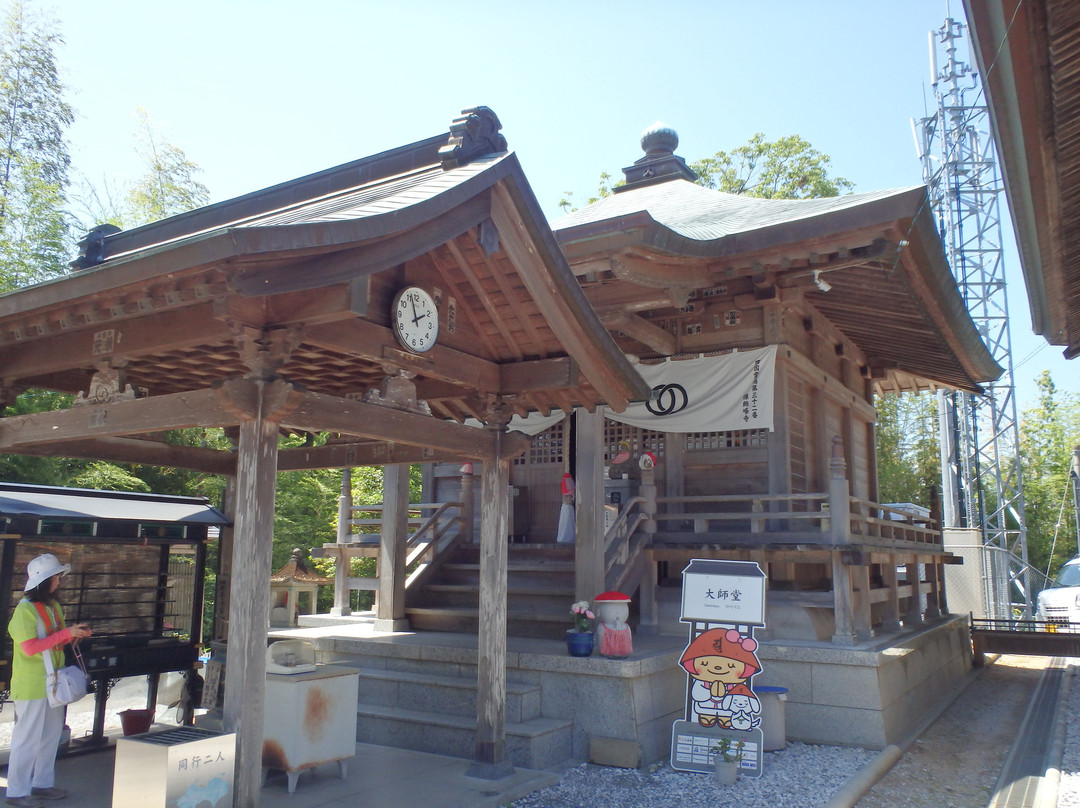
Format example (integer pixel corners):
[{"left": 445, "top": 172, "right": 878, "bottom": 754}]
[
  {"left": 828, "top": 436, "right": 851, "bottom": 546},
  {"left": 904, "top": 559, "right": 924, "bottom": 626},
  {"left": 472, "top": 430, "right": 512, "bottom": 776},
  {"left": 665, "top": 432, "right": 685, "bottom": 501},
  {"left": 574, "top": 407, "right": 606, "bottom": 601},
  {"left": 768, "top": 360, "right": 791, "bottom": 502},
  {"left": 213, "top": 476, "right": 237, "bottom": 642},
  {"left": 331, "top": 467, "right": 352, "bottom": 616},
  {"left": 375, "top": 464, "right": 410, "bottom": 631},
  {"left": 852, "top": 561, "right": 873, "bottom": 641},
  {"left": 866, "top": 419, "right": 880, "bottom": 504},
  {"left": 880, "top": 559, "right": 902, "bottom": 632},
  {"left": 831, "top": 551, "right": 856, "bottom": 645},
  {"left": 222, "top": 410, "right": 280, "bottom": 808},
  {"left": 924, "top": 558, "right": 941, "bottom": 619},
  {"left": 460, "top": 464, "right": 476, "bottom": 544},
  {"left": 936, "top": 559, "right": 949, "bottom": 615}
]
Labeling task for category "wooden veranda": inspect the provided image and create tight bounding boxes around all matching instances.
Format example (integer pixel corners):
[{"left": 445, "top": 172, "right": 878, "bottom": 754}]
[{"left": 0, "top": 108, "right": 648, "bottom": 806}]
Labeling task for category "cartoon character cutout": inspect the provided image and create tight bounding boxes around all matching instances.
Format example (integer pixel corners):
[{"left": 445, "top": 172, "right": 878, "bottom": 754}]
[{"left": 679, "top": 628, "right": 761, "bottom": 730}]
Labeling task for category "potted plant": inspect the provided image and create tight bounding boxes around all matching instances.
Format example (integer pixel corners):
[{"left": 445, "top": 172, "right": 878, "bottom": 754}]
[
  {"left": 710, "top": 737, "right": 744, "bottom": 785},
  {"left": 566, "top": 601, "right": 595, "bottom": 656}
]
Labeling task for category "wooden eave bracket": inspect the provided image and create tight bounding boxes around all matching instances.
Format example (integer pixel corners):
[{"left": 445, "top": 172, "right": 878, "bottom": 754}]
[{"left": 598, "top": 309, "right": 677, "bottom": 355}]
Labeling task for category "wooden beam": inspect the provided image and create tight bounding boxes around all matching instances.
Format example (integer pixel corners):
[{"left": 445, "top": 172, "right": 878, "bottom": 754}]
[
  {"left": 490, "top": 182, "right": 636, "bottom": 411},
  {"left": 279, "top": 441, "right": 463, "bottom": 470},
  {"left": 443, "top": 236, "right": 524, "bottom": 361},
  {"left": 280, "top": 387, "right": 531, "bottom": 460},
  {"left": 232, "top": 194, "right": 492, "bottom": 296},
  {"left": 0, "top": 302, "right": 234, "bottom": 381},
  {"left": 475, "top": 437, "right": 510, "bottom": 768},
  {"left": 222, "top": 397, "right": 280, "bottom": 808},
  {"left": 0, "top": 384, "right": 257, "bottom": 450},
  {"left": 425, "top": 248, "right": 503, "bottom": 358},
  {"left": 499, "top": 357, "right": 578, "bottom": 393},
  {"left": 600, "top": 310, "right": 677, "bottom": 355},
  {"left": 11, "top": 436, "right": 237, "bottom": 475},
  {"left": 302, "top": 318, "right": 501, "bottom": 391}
]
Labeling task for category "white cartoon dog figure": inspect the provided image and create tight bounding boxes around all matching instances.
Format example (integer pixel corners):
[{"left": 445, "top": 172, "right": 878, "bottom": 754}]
[{"left": 722, "top": 684, "right": 761, "bottom": 731}]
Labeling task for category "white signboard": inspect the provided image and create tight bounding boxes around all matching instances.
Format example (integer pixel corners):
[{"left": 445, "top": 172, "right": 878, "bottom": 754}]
[{"left": 680, "top": 559, "right": 766, "bottom": 626}]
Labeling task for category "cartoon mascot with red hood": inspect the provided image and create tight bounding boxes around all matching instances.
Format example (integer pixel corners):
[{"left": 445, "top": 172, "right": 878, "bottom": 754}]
[{"left": 679, "top": 628, "right": 762, "bottom": 730}]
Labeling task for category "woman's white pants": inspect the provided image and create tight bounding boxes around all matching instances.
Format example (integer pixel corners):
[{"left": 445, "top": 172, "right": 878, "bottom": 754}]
[{"left": 7, "top": 698, "right": 64, "bottom": 797}]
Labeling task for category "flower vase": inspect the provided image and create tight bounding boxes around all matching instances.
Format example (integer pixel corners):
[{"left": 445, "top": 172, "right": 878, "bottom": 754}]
[
  {"left": 714, "top": 758, "right": 739, "bottom": 786},
  {"left": 565, "top": 630, "right": 594, "bottom": 657}
]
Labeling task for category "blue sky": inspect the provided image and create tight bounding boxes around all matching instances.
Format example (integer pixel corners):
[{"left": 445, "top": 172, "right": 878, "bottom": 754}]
[{"left": 39, "top": 0, "right": 1077, "bottom": 408}]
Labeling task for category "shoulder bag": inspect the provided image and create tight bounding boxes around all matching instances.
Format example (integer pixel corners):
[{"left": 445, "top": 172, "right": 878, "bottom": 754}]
[{"left": 31, "top": 600, "right": 89, "bottom": 708}]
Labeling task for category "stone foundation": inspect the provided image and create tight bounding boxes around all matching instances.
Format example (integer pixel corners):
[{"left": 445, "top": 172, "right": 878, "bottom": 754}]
[
  {"left": 282, "top": 614, "right": 971, "bottom": 765},
  {"left": 754, "top": 616, "right": 972, "bottom": 748}
]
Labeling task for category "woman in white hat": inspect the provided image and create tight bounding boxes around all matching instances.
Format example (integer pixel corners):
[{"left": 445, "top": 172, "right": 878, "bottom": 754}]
[{"left": 5, "top": 554, "right": 91, "bottom": 807}]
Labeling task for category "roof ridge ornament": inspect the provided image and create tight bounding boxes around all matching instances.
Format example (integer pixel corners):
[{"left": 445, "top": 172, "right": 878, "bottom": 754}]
[
  {"left": 439, "top": 106, "right": 507, "bottom": 170},
  {"left": 616, "top": 121, "right": 698, "bottom": 192},
  {"left": 70, "top": 223, "right": 122, "bottom": 271}
]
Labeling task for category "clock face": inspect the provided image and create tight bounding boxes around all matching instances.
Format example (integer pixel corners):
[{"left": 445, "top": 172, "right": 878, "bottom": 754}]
[{"left": 392, "top": 286, "right": 439, "bottom": 353}]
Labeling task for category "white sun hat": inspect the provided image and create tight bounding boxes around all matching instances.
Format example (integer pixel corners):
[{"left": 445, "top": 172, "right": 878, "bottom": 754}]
[{"left": 25, "top": 553, "right": 71, "bottom": 592}]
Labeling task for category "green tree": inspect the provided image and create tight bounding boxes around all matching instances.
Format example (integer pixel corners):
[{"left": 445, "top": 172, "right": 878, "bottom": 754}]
[
  {"left": 692, "top": 133, "right": 853, "bottom": 198},
  {"left": 1019, "top": 372, "right": 1080, "bottom": 578},
  {"left": 875, "top": 392, "right": 941, "bottom": 508},
  {"left": 124, "top": 108, "right": 208, "bottom": 226},
  {"left": 559, "top": 133, "right": 852, "bottom": 213},
  {"left": 0, "top": 1, "right": 73, "bottom": 290}
]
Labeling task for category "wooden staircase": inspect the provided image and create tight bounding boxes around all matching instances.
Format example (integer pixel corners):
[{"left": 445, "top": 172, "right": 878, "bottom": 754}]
[{"left": 406, "top": 543, "right": 575, "bottom": 639}]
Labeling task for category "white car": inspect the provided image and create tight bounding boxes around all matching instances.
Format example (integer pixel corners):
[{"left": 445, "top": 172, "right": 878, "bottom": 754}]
[{"left": 1037, "top": 557, "right": 1080, "bottom": 630}]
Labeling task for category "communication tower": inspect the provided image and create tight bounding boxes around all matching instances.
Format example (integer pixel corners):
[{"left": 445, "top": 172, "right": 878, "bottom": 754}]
[{"left": 913, "top": 18, "right": 1032, "bottom": 619}]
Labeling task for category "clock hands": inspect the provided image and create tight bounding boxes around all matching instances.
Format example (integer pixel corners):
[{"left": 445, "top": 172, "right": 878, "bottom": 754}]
[{"left": 409, "top": 296, "right": 430, "bottom": 327}]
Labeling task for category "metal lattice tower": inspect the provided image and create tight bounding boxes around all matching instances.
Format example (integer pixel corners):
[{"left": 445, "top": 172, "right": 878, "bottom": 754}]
[{"left": 914, "top": 17, "right": 1032, "bottom": 619}]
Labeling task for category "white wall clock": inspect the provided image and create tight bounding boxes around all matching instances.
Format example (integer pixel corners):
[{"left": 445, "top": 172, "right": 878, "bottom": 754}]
[{"left": 392, "top": 286, "right": 439, "bottom": 353}]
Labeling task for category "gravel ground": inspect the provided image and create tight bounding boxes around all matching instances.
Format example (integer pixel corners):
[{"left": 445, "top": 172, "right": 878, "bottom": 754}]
[
  {"left": 506, "top": 655, "right": 1072, "bottom": 808},
  {"left": 506, "top": 742, "right": 876, "bottom": 808}
]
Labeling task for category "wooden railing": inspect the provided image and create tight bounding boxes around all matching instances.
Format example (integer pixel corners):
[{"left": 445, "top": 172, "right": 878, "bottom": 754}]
[
  {"left": 644, "top": 492, "right": 942, "bottom": 549},
  {"left": 405, "top": 501, "right": 465, "bottom": 589},
  {"left": 334, "top": 500, "right": 464, "bottom": 597},
  {"left": 603, "top": 496, "right": 649, "bottom": 592}
]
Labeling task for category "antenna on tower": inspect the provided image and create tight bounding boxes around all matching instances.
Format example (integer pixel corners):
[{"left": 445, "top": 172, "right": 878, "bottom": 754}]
[{"left": 916, "top": 17, "right": 1033, "bottom": 621}]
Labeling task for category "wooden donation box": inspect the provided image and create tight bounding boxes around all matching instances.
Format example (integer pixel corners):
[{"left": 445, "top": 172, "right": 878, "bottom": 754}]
[
  {"left": 112, "top": 727, "right": 235, "bottom": 808},
  {"left": 262, "top": 642, "right": 359, "bottom": 794}
]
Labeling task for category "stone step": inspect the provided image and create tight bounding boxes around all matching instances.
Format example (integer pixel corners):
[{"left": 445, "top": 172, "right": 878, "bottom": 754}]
[
  {"left": 406, "top": 606, "right": 568, "bottom": 639},
  {"left": 437, "top": 562, "right": 575, "bottom": 590},
  {"left": 352, "top": 666, "right": 541, "bottom": 722},
  {"left": 422, "top": 583, "right": 574, "bottom": 611},
  {"left": 455, "top": 543, "right": 575, "bottom": 562},
  {"left": 355, "top": 703, "right": 573, "bottom": 770}
]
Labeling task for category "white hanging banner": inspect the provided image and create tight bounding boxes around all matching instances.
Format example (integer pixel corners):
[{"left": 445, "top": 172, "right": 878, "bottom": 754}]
[
  {"left": 609, "top": 346, "right": 776, "bottom": 434},
  {"left": 467, "top": 410, "right": 568, "bottom": 437}
]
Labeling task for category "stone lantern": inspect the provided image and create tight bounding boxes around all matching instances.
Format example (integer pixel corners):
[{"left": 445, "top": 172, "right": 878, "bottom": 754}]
[{"left": 269, "top": 548, "right": 332, "bottom": 627}]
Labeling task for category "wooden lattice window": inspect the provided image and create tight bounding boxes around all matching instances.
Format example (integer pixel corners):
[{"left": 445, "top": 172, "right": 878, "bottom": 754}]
[
  {"left": 514, "top": 419, "right": 567, "bottom": 466},
  {"left": 683, "top": 430, "right": 768, "bottom": 450},
  {"left": 603, "top": 421, "right": 665, "bottom": 462}
]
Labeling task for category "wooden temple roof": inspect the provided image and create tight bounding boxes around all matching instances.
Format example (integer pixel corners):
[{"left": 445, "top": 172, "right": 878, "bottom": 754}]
[
  {"left": 554, "top": 167, "right": 1003, "bottom": 394},
  {"left": 965, "top": 0, "right": 1080, "bottom": 359},
  {"left": 0, "top": 108, "right": 649, "bottom": 473}
]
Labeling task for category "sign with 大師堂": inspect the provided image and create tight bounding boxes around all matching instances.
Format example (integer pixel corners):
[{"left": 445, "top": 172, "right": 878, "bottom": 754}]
[{"left": 680, "top": 559, "right": 765, "bottom": 626}]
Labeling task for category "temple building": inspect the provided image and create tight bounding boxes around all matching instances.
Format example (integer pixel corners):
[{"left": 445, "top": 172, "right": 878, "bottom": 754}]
[{"left": 0, "top": 109, "right": 1001, "bottom": 799}]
